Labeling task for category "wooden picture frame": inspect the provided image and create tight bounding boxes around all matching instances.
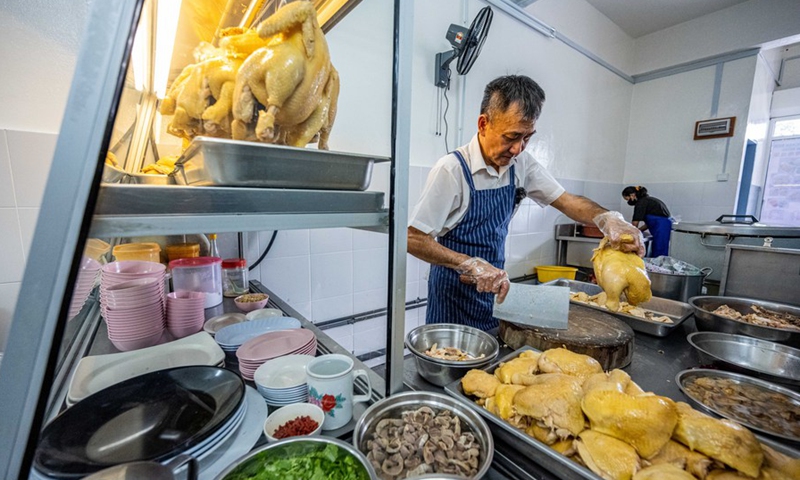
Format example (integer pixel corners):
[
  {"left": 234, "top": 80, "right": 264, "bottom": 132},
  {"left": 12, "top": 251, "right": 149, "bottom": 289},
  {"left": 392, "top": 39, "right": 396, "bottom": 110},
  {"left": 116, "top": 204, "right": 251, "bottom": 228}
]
[{"left": 694, "top": 116, "right": 736, "bottom": 140}]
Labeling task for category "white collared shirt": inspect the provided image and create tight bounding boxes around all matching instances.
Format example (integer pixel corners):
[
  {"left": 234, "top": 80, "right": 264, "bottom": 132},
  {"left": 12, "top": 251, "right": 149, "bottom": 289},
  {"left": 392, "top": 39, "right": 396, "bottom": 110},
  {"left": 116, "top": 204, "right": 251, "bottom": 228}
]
[{"left": 410, "top": 134, "right": 565, "bottom": 237}]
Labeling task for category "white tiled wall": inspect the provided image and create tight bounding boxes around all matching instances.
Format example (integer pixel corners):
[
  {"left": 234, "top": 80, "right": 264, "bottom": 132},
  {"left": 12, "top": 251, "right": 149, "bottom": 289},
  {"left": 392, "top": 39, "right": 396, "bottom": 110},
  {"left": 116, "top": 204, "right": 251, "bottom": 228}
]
[{"left": 0, "top": 129, "right": 57, "bottom": 351}]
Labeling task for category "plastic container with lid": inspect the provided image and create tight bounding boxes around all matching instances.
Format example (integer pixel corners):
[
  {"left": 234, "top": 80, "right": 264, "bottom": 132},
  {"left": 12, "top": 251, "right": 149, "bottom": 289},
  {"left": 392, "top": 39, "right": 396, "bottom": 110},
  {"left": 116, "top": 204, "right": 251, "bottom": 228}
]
[
  {"left": 166, "top": 243, "right": 200, "bottom": 262},
  {"left": 169, "top": 257, "right": 222, "bottom": 308},
  {"left": 222, "top": 258, "right": 249, "bottom": 297},
  {"left": 112, "top": 242, "right": 162, "bottom": 263},
  {"left": 84, "top": 238, "right": 111, "bottom": 263}
]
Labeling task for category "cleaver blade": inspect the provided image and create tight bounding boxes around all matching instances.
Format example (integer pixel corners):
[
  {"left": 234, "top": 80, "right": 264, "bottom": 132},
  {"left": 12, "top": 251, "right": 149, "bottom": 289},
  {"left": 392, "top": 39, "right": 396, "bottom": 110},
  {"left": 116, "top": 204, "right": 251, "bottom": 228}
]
[{"left": 493, "top": 283, "right": 570, "bottom": 330}]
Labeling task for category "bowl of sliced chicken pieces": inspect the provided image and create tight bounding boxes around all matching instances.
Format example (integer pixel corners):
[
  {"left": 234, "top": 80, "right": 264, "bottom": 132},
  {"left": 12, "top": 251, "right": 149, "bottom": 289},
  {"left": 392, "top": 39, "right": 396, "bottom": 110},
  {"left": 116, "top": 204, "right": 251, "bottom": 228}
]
[{"left": 689, "top": 296, "right": 800, "bottom": 348}]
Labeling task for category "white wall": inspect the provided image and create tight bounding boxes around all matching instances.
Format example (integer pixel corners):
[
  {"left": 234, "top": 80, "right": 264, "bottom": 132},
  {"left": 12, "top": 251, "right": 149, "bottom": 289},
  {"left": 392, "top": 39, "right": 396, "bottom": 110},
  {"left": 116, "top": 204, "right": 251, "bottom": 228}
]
[
  {"left": 772, "top": 87, "right": 800, "bottom": 117},
  {"left": 632, "top": 0, "right": 800, "bottom": 74},
  {"left": 745, "top": 54, "right": 778, "bottom": 193}
]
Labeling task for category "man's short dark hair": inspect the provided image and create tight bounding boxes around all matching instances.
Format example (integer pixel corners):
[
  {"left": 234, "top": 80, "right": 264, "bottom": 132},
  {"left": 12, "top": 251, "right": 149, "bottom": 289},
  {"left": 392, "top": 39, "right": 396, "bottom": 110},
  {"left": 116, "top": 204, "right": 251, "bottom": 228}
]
[{"left": 480, "top": 75, "right": 545, "bottom": 122}]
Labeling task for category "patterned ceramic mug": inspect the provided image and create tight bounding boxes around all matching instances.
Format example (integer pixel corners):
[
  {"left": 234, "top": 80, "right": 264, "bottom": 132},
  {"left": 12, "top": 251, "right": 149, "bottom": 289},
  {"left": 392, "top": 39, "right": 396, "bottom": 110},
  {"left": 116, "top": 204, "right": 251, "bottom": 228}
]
[{"left": 306, "top": 354, "right": 372, "bottom": 430}]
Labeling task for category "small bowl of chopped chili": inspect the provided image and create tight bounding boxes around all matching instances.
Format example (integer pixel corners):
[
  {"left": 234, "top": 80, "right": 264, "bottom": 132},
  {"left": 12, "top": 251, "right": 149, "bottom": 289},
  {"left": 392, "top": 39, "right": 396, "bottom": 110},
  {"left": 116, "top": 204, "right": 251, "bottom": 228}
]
[{"left": 263, "top": 402, "right": 324, "bottom": 443}]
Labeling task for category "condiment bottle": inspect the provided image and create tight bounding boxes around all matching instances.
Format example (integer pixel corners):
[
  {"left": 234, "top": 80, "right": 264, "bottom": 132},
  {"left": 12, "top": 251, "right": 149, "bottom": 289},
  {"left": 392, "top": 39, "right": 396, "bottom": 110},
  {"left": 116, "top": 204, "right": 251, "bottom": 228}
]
[{"left": 222, "top": 258, "right": 249, "bottom": 297}]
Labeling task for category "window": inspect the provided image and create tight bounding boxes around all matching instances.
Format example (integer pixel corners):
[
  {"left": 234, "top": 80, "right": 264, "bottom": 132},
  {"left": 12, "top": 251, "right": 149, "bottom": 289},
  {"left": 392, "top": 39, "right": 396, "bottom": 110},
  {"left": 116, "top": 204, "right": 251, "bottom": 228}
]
[{"left": 760, "top": 116, "right": 800, "bottom": 226}]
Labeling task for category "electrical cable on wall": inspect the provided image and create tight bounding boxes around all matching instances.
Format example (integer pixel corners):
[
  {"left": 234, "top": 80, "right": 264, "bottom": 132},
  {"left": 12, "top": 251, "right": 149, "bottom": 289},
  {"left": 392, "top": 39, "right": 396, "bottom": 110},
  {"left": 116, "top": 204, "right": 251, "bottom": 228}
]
[
  {"left": 249, "top": 230, "right": 278, "bottom": 271},
  {"left": 442, "top": 75, "right": 451, "bottom": 153}
]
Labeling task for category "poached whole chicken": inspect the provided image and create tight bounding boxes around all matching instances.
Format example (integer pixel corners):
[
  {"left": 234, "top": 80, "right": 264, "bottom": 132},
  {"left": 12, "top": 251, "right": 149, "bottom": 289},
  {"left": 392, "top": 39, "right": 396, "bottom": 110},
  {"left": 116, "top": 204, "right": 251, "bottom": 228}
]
[
  {"left": 231, "top": 0, "right": 339, "bottom": 149},
  {"left": 591, "top": 235, "right": 652, "bottom": 312}
]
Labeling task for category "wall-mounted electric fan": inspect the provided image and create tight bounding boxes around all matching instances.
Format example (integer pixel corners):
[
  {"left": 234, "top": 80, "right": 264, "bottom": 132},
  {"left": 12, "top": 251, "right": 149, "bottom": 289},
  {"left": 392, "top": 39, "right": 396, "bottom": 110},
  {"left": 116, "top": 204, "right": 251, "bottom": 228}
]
[{"left": 434, "top": 6, "right": 493, "bottom": 88}]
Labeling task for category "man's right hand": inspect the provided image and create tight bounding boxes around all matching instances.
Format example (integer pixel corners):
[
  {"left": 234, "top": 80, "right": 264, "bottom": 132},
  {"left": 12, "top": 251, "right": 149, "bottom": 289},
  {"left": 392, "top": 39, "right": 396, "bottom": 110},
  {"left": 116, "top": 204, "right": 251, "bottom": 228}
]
[{"left": 455, "top": 257, "right": 511, "bottom": 303}]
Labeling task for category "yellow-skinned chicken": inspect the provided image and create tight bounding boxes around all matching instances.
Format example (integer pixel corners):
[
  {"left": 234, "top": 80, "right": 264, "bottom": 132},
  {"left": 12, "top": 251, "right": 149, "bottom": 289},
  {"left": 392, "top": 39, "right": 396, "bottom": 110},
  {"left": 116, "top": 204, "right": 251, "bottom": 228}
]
[
  {"left": 672, "top": 402, "right": 763, "bottom": 478},
  {"left": 582, "top": 369, "right": 632, "bottom": 395},
  {"left": 513, "top": 373, "right": 586, "bottom": 439},
  {"left": 538, "top": 347, "right": 604, "bottom": 382},
  {"left": 494, "top": 351, "right": 540, "bottom": 384},
  {"left": 592, "top": 235, "right": 652, "bottom": 311},
  {"left": 575, "top": 430, "right": 641, "bottom": 480},
  {"left": 633, "top": 464, "right": 696, "bottom": 480},
  {"left": 485, "top": 384, "right": 526, "bottom": 427},
  {"left": 461, "top": 369, "right": 501, "bottom": 398},
  {"left": 582, "top": 389, "right": 678, "bottom": 459},
  {"left": 231, "top": 0, "right": 339, "bottom": 149},
  {"left": 648, "top": 440, "right": 713, "bottom": 479}
]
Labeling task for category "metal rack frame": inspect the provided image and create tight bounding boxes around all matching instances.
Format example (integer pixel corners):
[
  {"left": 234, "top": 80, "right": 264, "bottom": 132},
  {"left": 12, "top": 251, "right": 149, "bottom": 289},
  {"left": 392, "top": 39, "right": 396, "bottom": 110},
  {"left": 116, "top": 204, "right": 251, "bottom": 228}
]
[{"left": 0, "top": 0, "right": 412, "bottom": 476}]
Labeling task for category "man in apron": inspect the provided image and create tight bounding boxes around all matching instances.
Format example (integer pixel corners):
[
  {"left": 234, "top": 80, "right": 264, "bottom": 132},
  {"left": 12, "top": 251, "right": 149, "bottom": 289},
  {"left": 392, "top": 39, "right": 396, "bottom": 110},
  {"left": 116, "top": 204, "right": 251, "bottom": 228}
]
[{"left": 408, "top": 75, "right": 644, "bottom": 331}]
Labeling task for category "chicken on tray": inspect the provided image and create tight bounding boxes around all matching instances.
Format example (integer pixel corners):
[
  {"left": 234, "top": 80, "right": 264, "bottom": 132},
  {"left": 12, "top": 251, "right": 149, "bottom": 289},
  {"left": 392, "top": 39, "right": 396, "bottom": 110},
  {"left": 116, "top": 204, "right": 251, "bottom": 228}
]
[
  {"left": 460, "top": 347, "right": 800, "bottom": 480},
  {"left": 161, "top": 0, "right": 339, "bottom": 150}
]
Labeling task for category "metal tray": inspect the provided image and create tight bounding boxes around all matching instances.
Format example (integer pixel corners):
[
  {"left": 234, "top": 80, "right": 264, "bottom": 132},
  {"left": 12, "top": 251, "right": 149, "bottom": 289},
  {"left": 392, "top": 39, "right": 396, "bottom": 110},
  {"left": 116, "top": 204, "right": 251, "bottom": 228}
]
[
  {"left": 444, "top": 346, "right": 605, "bottom": 480},
  {"left": 172, "top": 137, "right": 389, "bottom": 190},
  {"left": 676, "top": 368, "right": 800, "bottom": 445},
  {"left": 689, "top": 295, "right": 800, "bottom": 348},
  {"left": 542, "top": 279, "right": 692, "bottom": 336}
]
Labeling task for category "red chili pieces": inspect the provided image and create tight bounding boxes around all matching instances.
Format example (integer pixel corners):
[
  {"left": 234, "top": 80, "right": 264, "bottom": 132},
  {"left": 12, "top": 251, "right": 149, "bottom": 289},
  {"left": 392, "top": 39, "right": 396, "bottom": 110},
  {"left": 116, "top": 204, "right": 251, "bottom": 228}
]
[{"left": 273, "top": 415, "right": 319, "bottom": 439}]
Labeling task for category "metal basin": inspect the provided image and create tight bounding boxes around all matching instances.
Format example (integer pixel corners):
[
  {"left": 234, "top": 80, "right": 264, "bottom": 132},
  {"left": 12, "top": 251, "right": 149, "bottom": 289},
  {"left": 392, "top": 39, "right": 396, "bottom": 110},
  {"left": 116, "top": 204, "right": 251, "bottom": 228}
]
[
  {"left": 405, "top": 323, "right": 499, "bottom": 387},
  {"left": 649, "top": 268, "right": 710, "bottom": 302},
  {"left": 687, "top": 331, "right": 800, "bottom": 387},
  {"left": 353, "top": 391, "right": 493, "bottom": 480},
  {"left": 215, "top": 436, "right": 376, "bottom": 480},
  {"left": 689, "top": 296, "right": 800, "bottom": 348}
]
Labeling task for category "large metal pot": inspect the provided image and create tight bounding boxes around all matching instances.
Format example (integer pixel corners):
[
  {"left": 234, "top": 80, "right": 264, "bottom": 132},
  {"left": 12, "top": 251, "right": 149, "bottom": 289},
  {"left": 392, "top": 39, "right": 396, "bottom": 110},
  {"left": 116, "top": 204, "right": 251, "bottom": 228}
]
[
  {"left": 670, "top": 216, "right": 800, "bottom": 283},
  {"left": 648, "top": 267, "right": 712, "bottom": 302}
]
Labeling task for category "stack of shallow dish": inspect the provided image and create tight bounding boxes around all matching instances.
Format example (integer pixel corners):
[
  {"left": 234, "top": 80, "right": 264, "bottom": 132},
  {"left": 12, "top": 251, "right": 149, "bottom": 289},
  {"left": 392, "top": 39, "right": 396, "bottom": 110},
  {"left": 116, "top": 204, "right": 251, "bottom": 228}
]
[
  {"left": 34, "top": 366, "right": 248, "bottom": 479},
  {"left": 67, "top": 257, "right": 102, "bottom": 320},
  {"left": 203, "top": 312, "right": 247, "bottom": 337},
  {"left": 166, "top": 291, "right": 206, "bottom": 338},
  {"left": 253, "top": 354, "right": 315, "bottom": 406},
  {"left": 236, "top": 329, "right": 316, "bottom": 381},
  {"left": 214, "top": 317, "right": 302, "bottom": 354},
  {"left": 101, "top": 276, "right": 165, "bottom": 351}
]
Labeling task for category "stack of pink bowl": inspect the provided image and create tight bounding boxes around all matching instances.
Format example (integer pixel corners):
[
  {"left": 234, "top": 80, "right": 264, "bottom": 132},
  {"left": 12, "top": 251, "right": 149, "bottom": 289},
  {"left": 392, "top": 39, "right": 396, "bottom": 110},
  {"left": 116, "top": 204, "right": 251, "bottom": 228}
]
[
  {"left": 166, "top": 291, "right": 206, "bottom": 338},
  {"left": 100, "top": 261, "right": 167, "bottom": 351},
  {"left": 67, "top": 256, "right": 102, "bottom": 320},
  {"left": 236, "top": 329, "right": 316, "bottom": 381}
]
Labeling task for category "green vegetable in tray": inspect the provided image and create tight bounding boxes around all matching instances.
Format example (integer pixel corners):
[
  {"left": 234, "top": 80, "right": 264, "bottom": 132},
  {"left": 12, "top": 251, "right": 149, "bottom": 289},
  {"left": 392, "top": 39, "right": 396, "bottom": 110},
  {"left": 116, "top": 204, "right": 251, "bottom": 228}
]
[{"left": 223, "top": 443, "right": 370, "bottom": 480}]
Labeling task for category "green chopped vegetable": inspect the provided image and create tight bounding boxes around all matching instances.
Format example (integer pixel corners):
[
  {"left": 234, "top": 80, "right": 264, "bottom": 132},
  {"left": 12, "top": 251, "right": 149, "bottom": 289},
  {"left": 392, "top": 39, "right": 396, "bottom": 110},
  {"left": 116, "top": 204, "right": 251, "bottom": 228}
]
[{"left": 223, "top": 443, "right": 370, "bottom": 480}]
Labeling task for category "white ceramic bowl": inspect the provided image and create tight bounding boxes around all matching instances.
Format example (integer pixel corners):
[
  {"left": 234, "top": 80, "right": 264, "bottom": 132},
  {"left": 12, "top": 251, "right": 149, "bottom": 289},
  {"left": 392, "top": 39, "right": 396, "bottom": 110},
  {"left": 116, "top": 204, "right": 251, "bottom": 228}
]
[{"left": 263, "top": 403, "right": 324, "bottom": 443}]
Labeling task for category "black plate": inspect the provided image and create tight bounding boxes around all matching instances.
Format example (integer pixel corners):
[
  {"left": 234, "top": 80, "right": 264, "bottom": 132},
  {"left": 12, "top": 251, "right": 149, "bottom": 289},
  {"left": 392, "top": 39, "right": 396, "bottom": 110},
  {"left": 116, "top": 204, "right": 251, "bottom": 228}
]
[{"left": 34, "top": 366, "right": 244, "bottom": 478}]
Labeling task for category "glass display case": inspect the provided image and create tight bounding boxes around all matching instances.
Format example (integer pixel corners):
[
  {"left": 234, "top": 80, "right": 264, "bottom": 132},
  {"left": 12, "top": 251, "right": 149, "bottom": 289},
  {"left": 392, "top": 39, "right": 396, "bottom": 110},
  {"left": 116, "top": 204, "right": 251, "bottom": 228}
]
[{"left": 0, "top": 0, "right": 412, "bottom": 477}]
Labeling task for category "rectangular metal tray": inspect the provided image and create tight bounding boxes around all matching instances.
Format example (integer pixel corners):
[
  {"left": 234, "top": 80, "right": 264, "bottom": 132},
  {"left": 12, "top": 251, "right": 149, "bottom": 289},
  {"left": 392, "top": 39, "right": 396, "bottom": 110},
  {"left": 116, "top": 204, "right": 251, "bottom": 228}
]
[
  {"left": 444, "top": 348, "right": 800, "bottom": 480},
  {"left": 172, "top": 137, "right": 390, "bottom": 190},
  {"left": 542, "top": 279, "right": 693, "bottom": 336},
  {"left": 444, "top": 346, "right": 604, "bottom": 480}
]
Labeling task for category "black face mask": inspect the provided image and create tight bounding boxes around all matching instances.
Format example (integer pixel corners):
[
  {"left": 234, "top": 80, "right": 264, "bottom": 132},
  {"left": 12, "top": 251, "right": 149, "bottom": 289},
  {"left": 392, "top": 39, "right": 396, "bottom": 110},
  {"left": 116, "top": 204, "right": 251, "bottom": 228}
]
[{"left": 627, "top": 199, "right": 637, "bottom": 206}]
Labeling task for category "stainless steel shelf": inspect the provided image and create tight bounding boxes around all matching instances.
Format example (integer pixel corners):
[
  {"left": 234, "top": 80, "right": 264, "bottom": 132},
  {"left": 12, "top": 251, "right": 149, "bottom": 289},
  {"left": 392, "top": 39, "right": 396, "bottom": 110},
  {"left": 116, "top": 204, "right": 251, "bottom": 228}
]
[{"left": 89, "top": 184, "right": 388, "bottom": 236}]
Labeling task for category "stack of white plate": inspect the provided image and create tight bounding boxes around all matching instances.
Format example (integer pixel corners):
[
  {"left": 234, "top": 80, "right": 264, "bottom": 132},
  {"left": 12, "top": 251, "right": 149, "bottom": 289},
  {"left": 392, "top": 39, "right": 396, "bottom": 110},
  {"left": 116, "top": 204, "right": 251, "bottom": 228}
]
[
  {"left": 253, "top": 354, "right": 315, "bottom": 406},
  {"left": 67, "top": 257, "right": 102, "bottom": 320},
  {"left": 236, "top": 329, "right": 316, "bottom": 381},
  {"left": 166, "top": 291, "right": 206, "bottom": 339}
]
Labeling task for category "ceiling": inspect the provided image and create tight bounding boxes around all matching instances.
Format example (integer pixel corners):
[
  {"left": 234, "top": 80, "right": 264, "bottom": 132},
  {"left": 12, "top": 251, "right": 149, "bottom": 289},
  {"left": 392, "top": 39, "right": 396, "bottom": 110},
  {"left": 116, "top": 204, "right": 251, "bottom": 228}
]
[{"left": 580, "top": 0, "right": 750, "bottom": 38}]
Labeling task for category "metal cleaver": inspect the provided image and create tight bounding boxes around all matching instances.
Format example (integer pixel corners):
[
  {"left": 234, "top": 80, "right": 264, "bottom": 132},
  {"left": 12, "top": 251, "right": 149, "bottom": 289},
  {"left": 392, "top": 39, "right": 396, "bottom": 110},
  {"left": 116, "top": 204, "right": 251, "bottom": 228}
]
[{"left": 493, "top": 283, "right": 570, "bottom": 330}]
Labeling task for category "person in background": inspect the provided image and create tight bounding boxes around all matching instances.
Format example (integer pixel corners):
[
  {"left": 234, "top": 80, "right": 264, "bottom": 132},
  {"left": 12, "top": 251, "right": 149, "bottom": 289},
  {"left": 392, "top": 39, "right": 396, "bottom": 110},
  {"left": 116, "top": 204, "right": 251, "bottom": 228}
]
[
  {"left": 621, "top": 185, "right": 672, "bottom": 258},
  {"left": 407, "top": 75, "right": 644, "bottom": 331}
]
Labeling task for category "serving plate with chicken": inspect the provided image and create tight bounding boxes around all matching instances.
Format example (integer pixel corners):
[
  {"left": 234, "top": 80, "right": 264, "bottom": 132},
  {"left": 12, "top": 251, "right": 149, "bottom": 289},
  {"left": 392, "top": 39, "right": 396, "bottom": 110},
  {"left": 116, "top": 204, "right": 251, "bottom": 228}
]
[
  {"left": 446, "top": 346, "right": 800, "bottom": 480},
  {"left": 541, "top": 279, "right": 693, "bottom": 337}
]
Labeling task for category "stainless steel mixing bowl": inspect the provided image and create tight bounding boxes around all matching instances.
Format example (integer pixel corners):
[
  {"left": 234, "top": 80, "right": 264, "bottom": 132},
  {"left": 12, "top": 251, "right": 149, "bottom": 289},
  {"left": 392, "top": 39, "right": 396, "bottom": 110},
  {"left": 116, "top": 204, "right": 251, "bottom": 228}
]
[
  {"left": 689, "top": 295, "right": 800, "bottom": 348},
  {"left": 686, "top": 331, "right": 800, "bottom": 387},
  {"left": 353, "top": 391, "right": 493, "bottom": 480},
  {"left": 214, "top": 436, "right": 376, "bottom": 480},
  {"left": 405, "top": 323, "right": 499, "bottom": 386}
]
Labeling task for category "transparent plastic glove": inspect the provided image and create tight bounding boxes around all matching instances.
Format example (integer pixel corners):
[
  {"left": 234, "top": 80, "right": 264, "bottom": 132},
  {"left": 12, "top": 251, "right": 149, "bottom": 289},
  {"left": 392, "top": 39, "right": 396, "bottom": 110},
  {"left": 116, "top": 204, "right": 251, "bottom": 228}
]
[
  {"left": 455, "top": 257, "right": 511, "bottom": 303},
  {"left": 592, "top": 211, "right": 646, "bottom": 256}
]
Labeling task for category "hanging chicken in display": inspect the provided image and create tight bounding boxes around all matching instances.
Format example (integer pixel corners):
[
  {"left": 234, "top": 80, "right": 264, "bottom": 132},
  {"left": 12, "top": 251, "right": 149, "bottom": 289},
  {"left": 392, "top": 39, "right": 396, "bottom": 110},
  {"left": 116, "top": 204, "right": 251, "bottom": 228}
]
[{"left": 161, "top": 0, "right": 339, "bottom": 150}]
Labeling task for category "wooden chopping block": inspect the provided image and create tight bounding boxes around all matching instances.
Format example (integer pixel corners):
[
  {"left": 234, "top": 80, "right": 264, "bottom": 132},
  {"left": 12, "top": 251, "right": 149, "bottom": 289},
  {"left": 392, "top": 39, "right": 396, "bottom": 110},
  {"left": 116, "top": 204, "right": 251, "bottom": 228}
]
[{"left": 499, "top": 304, "right": 634, "bottom": 370}]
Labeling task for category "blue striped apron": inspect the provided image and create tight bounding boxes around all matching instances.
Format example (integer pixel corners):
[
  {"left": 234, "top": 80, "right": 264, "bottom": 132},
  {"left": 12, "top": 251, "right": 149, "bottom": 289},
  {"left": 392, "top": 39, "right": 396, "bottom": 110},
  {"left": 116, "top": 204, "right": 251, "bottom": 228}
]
[{"left": 426, "top": 151, "right": 516, "bottom": 331}]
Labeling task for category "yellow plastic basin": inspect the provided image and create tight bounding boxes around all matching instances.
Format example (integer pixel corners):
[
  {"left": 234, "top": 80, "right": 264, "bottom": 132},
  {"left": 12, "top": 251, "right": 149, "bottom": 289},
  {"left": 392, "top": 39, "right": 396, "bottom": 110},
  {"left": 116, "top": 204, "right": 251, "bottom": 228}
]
[{"left": 535, "top": 265, "right": 578, "bottom": 283}]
